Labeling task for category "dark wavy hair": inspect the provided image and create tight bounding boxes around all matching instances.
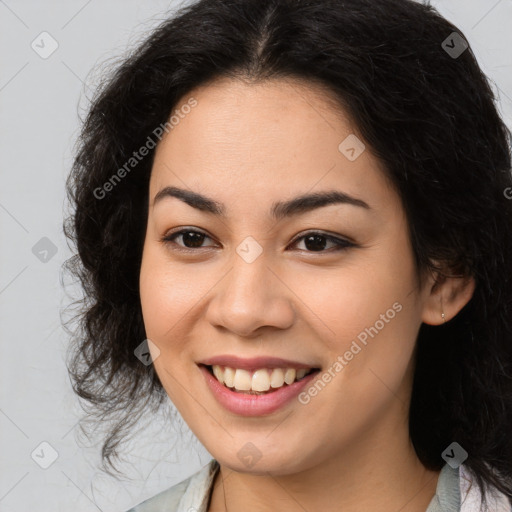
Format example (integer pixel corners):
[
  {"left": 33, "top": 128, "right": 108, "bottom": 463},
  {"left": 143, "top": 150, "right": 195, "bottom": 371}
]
[{"left": 63, "top": 0, "right": 512, "bottom": 504}]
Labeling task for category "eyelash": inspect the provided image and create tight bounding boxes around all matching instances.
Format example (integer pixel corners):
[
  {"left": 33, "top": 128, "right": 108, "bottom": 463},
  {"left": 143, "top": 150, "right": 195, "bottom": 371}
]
[{"left": 160, "top": 228, "right": 355, "bottom": 254}]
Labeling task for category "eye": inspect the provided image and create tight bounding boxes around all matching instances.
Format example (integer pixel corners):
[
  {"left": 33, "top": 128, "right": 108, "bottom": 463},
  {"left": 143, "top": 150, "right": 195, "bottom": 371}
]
[
  {"left": 161, "top": 228, "right": 354, "bottom": 254},
  {"left": 161, "top": 228, "right": 216, "bottom": 250},
  {"left": 289, "top": 231, "right": 354, "bottom": 253}
]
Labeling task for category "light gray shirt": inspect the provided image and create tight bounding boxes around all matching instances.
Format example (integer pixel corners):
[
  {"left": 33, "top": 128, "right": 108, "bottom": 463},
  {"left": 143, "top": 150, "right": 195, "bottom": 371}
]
[{"left": 125, "top": 459, "right": 511, "bottom": 512}]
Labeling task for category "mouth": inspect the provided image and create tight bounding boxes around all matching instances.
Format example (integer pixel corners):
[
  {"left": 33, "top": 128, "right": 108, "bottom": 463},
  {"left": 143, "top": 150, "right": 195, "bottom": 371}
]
[{"left": 200, "top": 364, "right": 321, "bottom": 395}]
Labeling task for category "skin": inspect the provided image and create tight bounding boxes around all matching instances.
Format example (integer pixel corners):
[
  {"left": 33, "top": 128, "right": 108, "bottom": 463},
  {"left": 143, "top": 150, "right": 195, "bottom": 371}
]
[{"left": 139, "top": 76, "right": 475, "bottom": 512}]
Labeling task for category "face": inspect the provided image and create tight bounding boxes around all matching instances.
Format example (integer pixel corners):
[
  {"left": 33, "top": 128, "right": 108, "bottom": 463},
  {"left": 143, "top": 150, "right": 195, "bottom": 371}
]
[{"left": 139, "top": 77, "right": 432, "bottom": 475}]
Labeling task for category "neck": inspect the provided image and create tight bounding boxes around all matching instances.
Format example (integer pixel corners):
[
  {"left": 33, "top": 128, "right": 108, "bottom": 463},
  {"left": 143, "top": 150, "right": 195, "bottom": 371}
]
[{"left": 207, "top": 412, "right": 441, "bottom": 512}]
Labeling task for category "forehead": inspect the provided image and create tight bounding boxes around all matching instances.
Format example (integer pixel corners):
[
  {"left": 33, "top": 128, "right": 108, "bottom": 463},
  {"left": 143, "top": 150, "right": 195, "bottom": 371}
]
[{"left": 149, "top": 76, "right": 395, "bottom": 213}]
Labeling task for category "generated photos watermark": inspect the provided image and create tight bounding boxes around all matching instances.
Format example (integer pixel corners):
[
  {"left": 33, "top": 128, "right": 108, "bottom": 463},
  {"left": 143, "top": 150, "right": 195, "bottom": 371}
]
[
  {"left": 93, "top": 97, "right": 198, "bottom": 200},
  {"left": 298, "top": 301, "right": 403, "bottom": 404}
]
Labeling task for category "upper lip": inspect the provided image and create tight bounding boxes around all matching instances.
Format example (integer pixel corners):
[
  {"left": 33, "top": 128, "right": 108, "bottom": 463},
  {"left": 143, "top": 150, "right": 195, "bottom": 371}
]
[{"left": 198, "top": 355, "right": 321, "bottom": 371}]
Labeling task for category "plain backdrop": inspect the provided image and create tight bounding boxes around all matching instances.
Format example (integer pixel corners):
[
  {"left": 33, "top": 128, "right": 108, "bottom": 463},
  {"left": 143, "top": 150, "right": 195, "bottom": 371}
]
[{"left": 1, "top": 0, "right": 511, "bottom": 510}]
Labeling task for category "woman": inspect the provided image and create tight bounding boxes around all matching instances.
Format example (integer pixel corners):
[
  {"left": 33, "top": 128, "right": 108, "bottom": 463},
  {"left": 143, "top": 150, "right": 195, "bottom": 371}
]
[{"left": 63, "top": 0, "right": 512, "bottom": 510}]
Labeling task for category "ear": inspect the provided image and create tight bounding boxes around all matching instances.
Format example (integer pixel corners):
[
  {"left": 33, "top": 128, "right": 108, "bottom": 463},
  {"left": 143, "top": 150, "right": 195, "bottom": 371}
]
[{"left": 421, "top": 268, "right": 476, "bottom": 326}]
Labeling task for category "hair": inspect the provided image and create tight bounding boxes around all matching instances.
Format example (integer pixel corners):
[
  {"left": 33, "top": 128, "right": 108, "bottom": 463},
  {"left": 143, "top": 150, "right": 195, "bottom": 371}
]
[{"left": 63, "top": 0, "right": 512, "bottom": 505}]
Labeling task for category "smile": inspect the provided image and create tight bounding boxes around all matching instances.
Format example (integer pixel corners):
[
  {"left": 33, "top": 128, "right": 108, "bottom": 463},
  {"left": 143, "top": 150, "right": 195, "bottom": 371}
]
[{"left": 206, "top": 365, "right": 317, "bottom": 394}]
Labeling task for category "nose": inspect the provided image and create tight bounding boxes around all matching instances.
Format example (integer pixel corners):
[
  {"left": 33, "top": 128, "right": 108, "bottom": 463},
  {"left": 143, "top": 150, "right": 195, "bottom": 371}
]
[{"left": 205, "top": 252, "right": 296, "bottom": 338}]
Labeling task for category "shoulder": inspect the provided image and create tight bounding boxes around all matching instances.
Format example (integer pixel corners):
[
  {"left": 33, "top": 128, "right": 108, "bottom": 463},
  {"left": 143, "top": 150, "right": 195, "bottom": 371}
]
[
  {"left": 124, "top": 459, "right": 220, "bottom": 512},
  {"left": 459, "top": 464, "right": 511, "bottom": 512}
]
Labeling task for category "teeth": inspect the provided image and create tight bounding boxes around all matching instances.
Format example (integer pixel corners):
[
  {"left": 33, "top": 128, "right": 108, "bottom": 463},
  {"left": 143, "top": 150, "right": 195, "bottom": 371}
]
[
  {"left": 252, "top": 369, "right": 270, "bottom": 391},
  {"left": 284, "top": 368, "right": 296, "bottom": 385},
  {"left": 212, "top": 365, "right": 224, "bottom": 384},
  {"left": 223, "top": 367, "right": 235, "bottom": 388},
  {"left": 210, "top": 365, "right": 313, "bottom": 393},
  {"left": 296, "top": 368, "right": 307, "bottom": 380},
  {"left": 233, "top": 369, "right": 252, "bottom": 390},
  {"left": 270, "top": 368, "right": 284, "bottom": 388}
]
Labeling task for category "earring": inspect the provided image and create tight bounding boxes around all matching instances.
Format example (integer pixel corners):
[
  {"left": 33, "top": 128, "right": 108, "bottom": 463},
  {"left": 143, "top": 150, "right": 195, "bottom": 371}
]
[{"left": 441, "top": 299, "right": 446, "bottom": 324}]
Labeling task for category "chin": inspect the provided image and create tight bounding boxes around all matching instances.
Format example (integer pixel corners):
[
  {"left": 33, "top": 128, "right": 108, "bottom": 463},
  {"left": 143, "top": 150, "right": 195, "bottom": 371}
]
[{"left": 212, "top": 445, "right": 315, "bottom": 476}]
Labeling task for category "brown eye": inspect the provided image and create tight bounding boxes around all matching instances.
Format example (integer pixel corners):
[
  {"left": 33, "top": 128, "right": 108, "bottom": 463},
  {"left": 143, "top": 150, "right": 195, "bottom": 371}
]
[
  {"left": 290, "top": 232, "right": 354, "bottom": 253},
  {"left": 161, "top": 228, "right": 354, "bottom": 254},
  {"left": 162, "top": 229, "right": 216, "bottom": 250}
]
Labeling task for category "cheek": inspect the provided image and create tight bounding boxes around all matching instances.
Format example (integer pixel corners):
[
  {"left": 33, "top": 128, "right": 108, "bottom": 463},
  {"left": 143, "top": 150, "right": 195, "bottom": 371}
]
[
  {"left": 140, "top": 242, "right": 195, "bottom": 322},
  {"left": 301, "top": 242, "right": 421, "bottom": 385},
  {"left": 139, "top": 246, "right": 193, "bottom": 346},
  {"left": 302, "top": 261, "right": 416, "bottom": 344},
  {"left": 139, "top": 246, "right": 204, "bottom": 405}
]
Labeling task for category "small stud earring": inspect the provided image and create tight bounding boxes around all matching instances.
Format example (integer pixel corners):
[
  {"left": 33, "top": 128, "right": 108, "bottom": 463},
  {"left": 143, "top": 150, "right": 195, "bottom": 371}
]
[{"left": 441, "top": 300, "right": 446, "bottom": 324}]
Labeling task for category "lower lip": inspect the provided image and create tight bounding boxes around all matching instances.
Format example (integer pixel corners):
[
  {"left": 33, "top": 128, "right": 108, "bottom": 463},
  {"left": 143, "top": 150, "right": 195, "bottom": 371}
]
[{"left": 199, "top": 365, "right": 319, "bottom": 417}]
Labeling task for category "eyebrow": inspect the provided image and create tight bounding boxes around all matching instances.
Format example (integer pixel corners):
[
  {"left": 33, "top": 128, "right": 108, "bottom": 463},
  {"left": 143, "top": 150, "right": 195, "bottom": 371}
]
[{"left": 153, "top": 186, "right": 370, "bottom": 220}]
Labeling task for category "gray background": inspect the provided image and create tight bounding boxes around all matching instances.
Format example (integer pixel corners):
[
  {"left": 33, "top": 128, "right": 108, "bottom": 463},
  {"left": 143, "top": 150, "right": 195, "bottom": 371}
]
[{"left": 1, "top": 0, "right": 511, "bottom": 510}]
